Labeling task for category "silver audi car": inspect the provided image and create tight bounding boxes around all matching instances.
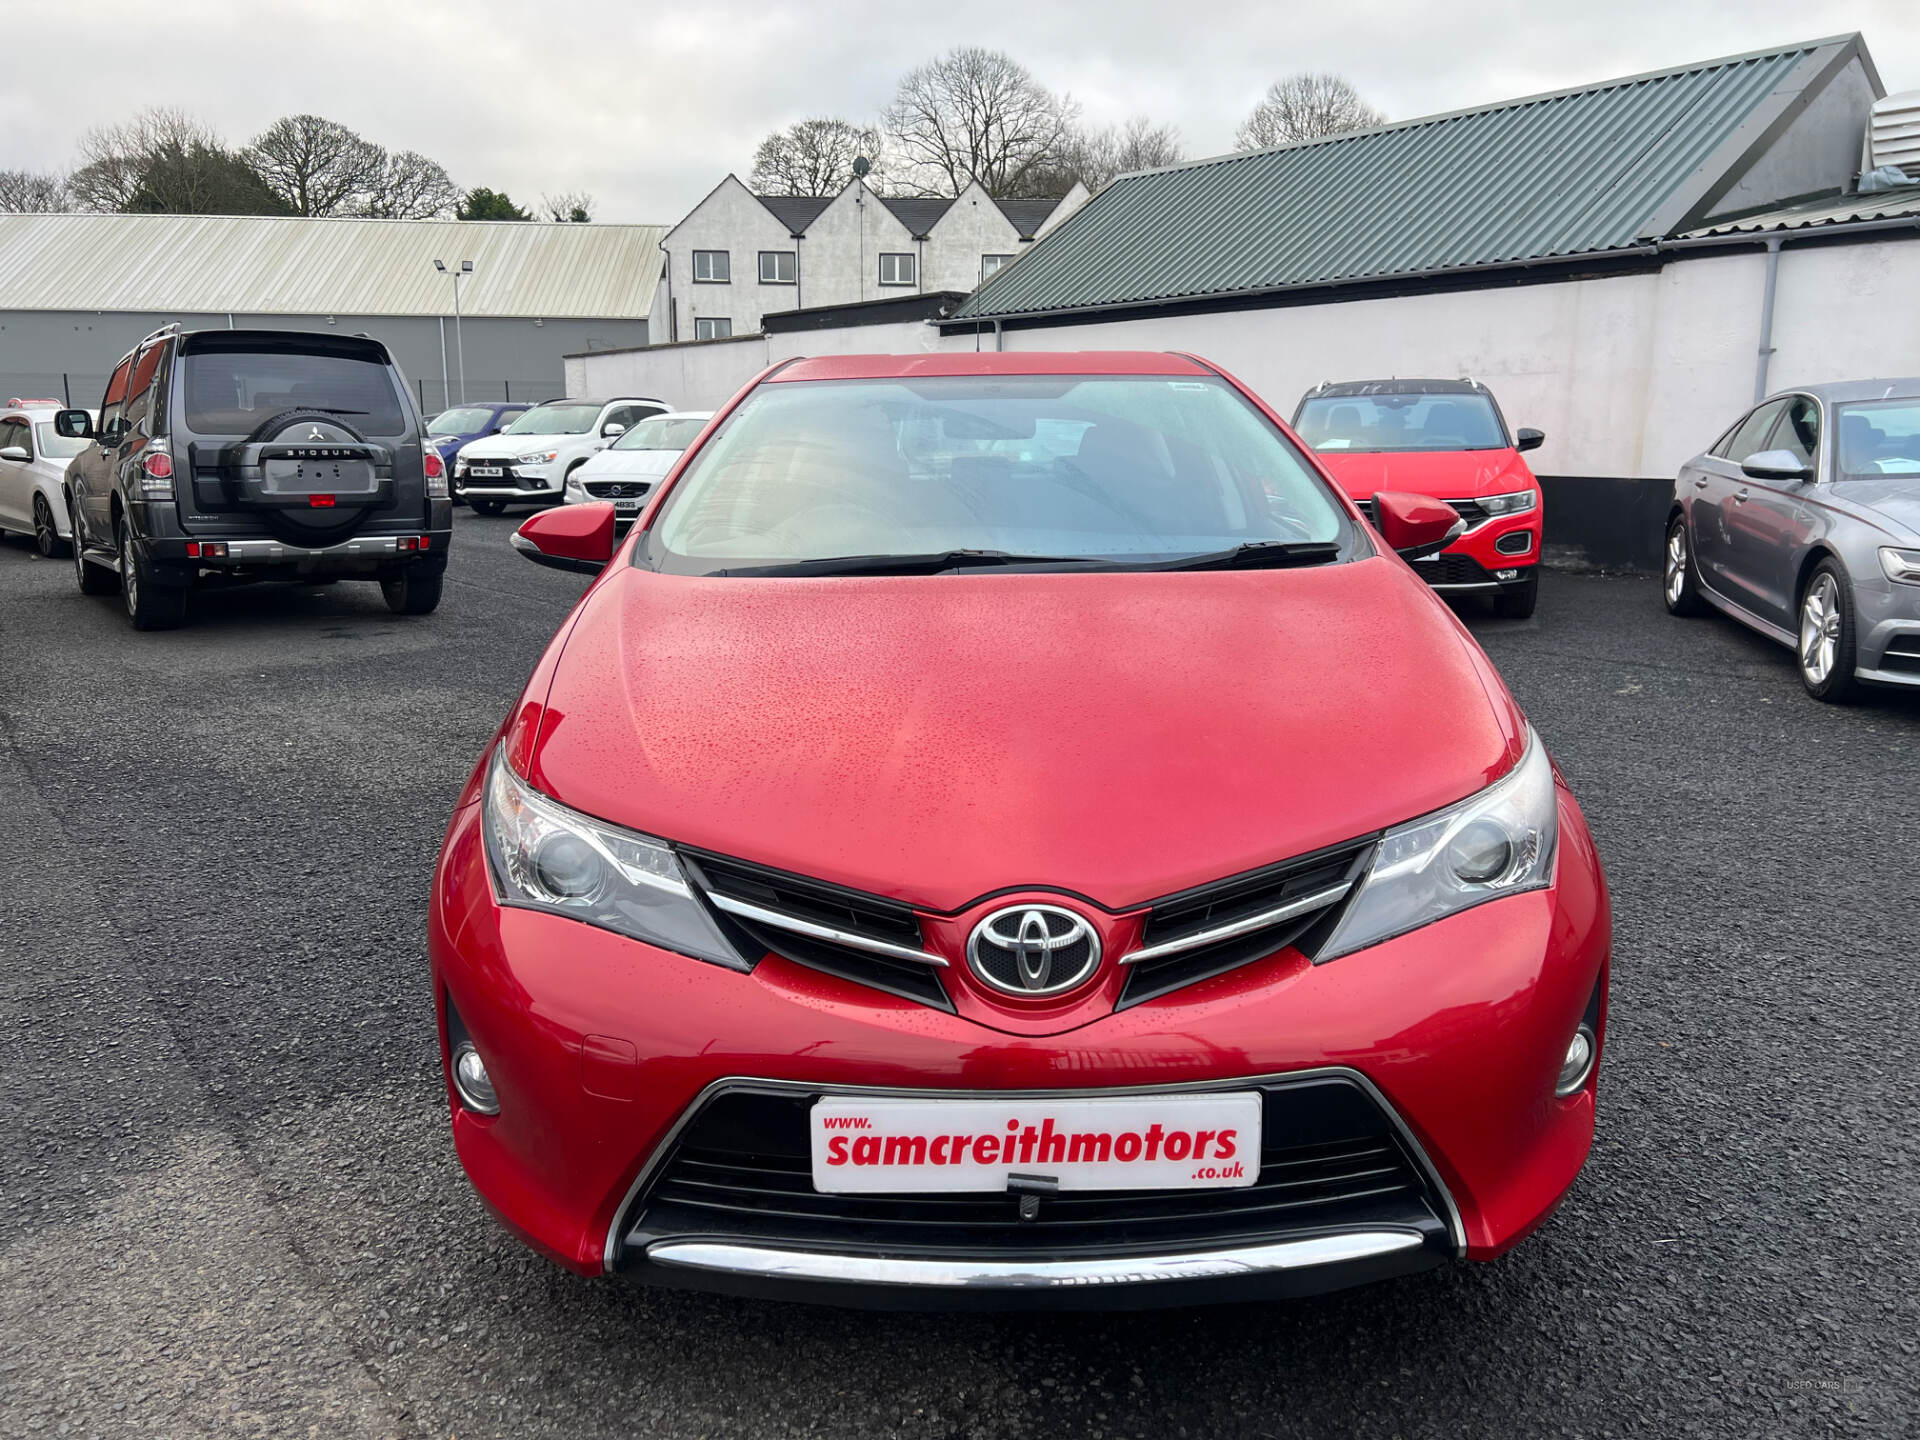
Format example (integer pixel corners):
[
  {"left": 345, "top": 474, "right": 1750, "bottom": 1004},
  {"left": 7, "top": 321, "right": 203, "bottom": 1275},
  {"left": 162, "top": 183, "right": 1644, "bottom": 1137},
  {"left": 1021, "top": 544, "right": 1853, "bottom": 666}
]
[{"left": 1664, "top": 380, "right": 1920, "bottom": 701}]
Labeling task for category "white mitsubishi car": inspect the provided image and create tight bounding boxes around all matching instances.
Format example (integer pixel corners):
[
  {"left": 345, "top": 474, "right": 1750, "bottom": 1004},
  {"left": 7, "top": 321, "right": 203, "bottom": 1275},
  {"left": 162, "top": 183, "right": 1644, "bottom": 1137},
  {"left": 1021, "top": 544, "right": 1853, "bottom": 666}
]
[
  {"left": 0, "top": 399, "right": 92, "bottom": 557},
  {"left": 455, "top": 396, "right": 670, "bottom": 514},
  {"left": 562, "top": 410, "right": 714, "bottom": 519}
]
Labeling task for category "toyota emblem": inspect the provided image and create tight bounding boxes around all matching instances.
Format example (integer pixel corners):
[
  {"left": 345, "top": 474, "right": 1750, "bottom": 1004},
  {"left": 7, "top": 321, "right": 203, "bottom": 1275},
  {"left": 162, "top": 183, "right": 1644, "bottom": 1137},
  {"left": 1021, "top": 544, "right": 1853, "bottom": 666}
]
[{"left": 966, "top": 904, "right": 1101, "bottom": 997}]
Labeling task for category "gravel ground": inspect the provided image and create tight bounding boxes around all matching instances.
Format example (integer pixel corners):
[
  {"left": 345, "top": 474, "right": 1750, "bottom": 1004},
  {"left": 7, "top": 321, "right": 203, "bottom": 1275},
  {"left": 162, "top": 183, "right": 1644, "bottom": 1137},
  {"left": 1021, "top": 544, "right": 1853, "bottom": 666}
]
[{"left": 1, "top": 512, "right": 1915, "bottom": 1439}]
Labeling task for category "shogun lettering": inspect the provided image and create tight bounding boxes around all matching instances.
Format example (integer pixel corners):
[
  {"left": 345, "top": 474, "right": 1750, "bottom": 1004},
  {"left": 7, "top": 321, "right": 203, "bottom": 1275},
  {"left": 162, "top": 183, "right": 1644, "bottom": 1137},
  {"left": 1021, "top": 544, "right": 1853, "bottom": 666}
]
[{"left": 824, "top": 1116, "right": 1239, "bottom": 1167}]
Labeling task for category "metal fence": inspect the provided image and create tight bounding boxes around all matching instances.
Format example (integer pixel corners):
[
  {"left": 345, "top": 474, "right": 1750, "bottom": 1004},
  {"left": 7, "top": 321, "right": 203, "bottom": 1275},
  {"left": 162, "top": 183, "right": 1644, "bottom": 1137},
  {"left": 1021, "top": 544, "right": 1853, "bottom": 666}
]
[{"left": 1, "top": 373, "right": 562, "bottom": 418}]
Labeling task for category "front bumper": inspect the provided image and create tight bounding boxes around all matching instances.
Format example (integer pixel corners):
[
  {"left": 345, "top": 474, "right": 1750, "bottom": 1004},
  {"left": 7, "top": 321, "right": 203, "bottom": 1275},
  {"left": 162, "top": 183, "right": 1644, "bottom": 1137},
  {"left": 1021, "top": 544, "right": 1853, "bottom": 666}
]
[
  {"left": 428, "top": 787, "right": 1609, "bottom": 1307},
  {"left": 456, "top": 461, "right": 563, "bottom": 500},
  {"left": 1854, "top": 577, "right": 1920, "bottom": 688}
]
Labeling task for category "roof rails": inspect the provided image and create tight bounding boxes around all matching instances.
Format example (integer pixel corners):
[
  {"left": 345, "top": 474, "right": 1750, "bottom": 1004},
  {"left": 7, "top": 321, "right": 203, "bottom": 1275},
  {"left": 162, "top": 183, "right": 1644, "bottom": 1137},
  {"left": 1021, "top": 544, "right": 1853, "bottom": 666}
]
[
  {"left": 136, "top": 322, "right": 183, "bottom": 349},
  {"left": 6, "top": 397, "right": 64, "bottom": 407}
]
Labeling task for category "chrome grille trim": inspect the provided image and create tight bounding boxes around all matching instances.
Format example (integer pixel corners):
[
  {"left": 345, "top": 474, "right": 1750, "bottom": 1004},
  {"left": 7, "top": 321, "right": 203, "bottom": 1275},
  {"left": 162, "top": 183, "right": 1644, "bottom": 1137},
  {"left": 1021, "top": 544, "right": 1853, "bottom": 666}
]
[
  {"left": 706, "top": 892, "right": 948, "bottom": 967},
  {"left": 1123, "top": 882, "right": 1354, "bottom": 964}
]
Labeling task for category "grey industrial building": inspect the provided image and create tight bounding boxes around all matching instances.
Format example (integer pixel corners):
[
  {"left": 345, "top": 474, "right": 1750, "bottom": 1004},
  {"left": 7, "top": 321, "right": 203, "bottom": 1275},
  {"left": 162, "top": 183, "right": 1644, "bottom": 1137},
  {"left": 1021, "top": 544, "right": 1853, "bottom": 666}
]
[{"left": 0, "top": 212, "right": 666, "bottom": 416}]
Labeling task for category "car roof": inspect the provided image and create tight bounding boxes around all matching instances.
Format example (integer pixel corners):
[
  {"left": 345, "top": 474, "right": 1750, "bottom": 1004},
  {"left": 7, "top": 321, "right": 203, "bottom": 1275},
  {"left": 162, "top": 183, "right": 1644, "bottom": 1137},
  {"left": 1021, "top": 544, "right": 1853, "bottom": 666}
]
[
  {"left": 1303, "top": 378, "right": 1492, "bottom": 399},
  {"left": 1775, "top": 378, "right": 1920, "bottom": 405},
  {"left": 653, "top": 410, "right": 715, "bottom": 421},
  {"left": 769, "top": 352, "right": 1214, "bottom": 384},
  {"left": 4, "top": 398, "right": 65, "bottom": 411}
]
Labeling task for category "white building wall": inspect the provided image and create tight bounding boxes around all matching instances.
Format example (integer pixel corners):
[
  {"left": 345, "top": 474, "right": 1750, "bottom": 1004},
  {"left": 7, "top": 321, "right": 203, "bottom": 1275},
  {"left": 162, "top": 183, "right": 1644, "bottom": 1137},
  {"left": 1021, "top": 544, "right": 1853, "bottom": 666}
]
[
  {"left": 658, "top": 177, "right": 800, "bottom": 342},
  {"left": 923, "top": 183, "right": 1024, "bottom": 293},
  {"left": 798, "top": 182, "right": 920, "bottom": 309},
  {"left": 1034, "top": 182, "right": 1090, "bottom": 237},
  {"left": 569, "top": 237, "right": 1920, "bottom": 477}
]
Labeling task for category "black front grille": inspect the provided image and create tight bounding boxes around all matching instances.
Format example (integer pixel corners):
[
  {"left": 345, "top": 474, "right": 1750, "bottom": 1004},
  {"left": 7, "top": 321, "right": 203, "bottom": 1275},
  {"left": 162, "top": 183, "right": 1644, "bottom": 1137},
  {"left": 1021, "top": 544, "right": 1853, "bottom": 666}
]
[
  {"left": 1408, "top": 552, "right": 1495, "bottom": 587},
  {"left": 1353, "top": 497, "right": 1379, "bottom": 526},
  {"left": 1881, "top": 636, "right": 1920, "bottom": 674},
  {"left": 618, "top": 1077, "right": 1451, "bottom": 1266},
  {"left": 1445, "top": 497, "right": 1490, "bottom": 527},
  {"left": 682, "top": 850, "right": 951, "bottom": 1011},
  {"left": 1123, "top": 837, "right": 1375, "bottom": 1008},
  {"left": 585, "top": 480, "right": 652, "bottom": 499}
]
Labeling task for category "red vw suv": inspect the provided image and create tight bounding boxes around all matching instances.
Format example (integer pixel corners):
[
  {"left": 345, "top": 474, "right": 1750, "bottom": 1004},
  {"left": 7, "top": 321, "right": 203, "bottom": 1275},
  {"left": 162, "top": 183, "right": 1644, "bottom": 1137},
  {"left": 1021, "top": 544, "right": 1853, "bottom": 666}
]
[
  {"left": 431, "top": 352, "right": 1609, "bottom": 1309},
  {"left": 1293, "top": 379, "right": 1546, "bottom": 618}
]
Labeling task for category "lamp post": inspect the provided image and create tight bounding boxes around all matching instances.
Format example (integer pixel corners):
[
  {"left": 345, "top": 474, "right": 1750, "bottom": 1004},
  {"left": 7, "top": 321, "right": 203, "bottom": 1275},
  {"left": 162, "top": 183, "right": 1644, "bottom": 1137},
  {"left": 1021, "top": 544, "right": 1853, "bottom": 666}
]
[{"left": 432, "top": 259, "right": 474, "bottom": 405}]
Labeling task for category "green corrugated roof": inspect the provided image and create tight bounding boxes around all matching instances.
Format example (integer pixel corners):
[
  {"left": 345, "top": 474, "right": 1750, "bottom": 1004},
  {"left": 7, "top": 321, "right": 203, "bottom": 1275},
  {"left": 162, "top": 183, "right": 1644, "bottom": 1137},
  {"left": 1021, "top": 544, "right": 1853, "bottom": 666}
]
[{"left": 955, "top": 36, "right": 1868, "bottom": 321}]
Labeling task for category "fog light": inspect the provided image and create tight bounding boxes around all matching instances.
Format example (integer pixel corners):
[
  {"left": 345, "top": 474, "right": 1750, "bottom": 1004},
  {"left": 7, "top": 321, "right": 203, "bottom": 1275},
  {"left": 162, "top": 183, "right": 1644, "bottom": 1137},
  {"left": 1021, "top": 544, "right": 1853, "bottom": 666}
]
[
  {"left": 1494, "top": 567, "right": 1520, "bottom": 581},
  {"left": 452, "top": 1041, "right": 500, "bottom": 1114},
  {"left": 1555, "top": 1024, "right": 1596, "bottom": 1097}
]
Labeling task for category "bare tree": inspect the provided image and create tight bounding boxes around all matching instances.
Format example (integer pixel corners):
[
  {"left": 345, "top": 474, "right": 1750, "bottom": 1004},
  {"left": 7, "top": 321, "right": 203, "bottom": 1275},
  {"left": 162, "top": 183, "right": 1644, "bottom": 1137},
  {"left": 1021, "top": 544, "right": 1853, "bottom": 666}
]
[
  {"left": 541, "top": 190, "right": 595, "bottom": 222},
  {"left": 750, "top": 117, "right": 882, "bottom": 195},
  {"left": 1236, "top": 72, "right": 1386, "bottom": 150},
  {"left": 0, "top": 169, "right": 70, "bottom": 212},
  {"left": 245, "top": 115, "right": 381, "bottom": 216},
  {"left": 360, "top": 150, "right": 461, "bottom": 219},
  {"left": 67, "top": 107, "right": 215, "bottom": 211},
  {"left": 1025, "top": 115, "right": 1185, "bottom": 194},
  {"left": 884, "top": 48, "right": 1078, "bottom": 197}
]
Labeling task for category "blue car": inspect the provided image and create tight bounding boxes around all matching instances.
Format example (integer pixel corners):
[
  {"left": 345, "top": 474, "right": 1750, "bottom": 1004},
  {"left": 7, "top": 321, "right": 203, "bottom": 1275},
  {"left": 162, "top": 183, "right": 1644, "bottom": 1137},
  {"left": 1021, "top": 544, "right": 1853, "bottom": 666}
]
[{"left": 426, "top": 403, "right": 532, "bottom": 502}]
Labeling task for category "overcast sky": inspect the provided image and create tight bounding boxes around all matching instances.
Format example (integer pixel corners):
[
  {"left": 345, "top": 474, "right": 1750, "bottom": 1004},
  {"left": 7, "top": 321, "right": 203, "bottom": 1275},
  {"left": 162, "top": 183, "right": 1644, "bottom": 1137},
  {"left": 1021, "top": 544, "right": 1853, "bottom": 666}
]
[{"left": 4, "top": 0, "right": 1915, "bottom": 223}]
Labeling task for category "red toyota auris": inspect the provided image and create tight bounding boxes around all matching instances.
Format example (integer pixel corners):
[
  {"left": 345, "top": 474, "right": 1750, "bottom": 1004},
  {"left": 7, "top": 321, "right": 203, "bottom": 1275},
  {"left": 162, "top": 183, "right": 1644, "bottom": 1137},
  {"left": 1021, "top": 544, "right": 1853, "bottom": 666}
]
[{"left": 431, "top": 351, "right": 1610, "bottom": 1310}]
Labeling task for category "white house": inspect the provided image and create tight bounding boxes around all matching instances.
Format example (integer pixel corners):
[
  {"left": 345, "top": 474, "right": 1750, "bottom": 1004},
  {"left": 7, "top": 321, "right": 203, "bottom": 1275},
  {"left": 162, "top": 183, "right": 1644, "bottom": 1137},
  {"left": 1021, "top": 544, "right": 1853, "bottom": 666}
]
[{"left": 652, "top": 176, "right": 1088, "bottom": 343}]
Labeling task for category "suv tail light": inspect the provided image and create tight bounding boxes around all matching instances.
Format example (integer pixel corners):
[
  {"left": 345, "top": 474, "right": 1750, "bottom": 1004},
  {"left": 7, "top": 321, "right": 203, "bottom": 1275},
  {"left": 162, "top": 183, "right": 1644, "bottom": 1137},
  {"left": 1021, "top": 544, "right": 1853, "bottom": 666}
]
[
  {"left": 139, "top": 448, "right": 175, "bottom": 499},
  {"left": 424, "top": 446, "right": 448, "bottom": 498}
]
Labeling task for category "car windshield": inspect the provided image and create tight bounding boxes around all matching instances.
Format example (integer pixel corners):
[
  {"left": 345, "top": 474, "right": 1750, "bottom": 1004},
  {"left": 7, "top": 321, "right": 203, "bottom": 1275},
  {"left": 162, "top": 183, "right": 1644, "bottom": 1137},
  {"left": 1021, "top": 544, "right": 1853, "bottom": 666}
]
[
  {"left": 645, "top": 375, "right": 1351, "bottom": 576},
  {"left": 1836, "top": 400, "right": 1920, "bottom": 479},
  {"left": 505, "top": 404, "right": 598, "bottom": 435},
  {"left": 179, "top": 343, "right": 406, "bottom": 437},
  {"left": 428, "top": 406, "right": 495, "bottom": 435},
  {"left": 33, "top": 424, "right": 87, "bottom": 459},
  {"left": 612, "top": 416, "right": 709, "bottom": 451},
  {"left": 1295, "top": 392, "right": 1507, "bottom": 452}
]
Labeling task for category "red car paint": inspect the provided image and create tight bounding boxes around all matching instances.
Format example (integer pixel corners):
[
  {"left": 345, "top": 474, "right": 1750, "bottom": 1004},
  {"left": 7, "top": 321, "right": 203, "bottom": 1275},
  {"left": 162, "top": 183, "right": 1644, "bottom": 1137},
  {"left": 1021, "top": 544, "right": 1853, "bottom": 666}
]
[
  {"left": 1317, "top": 447, "right": 1543, "bottom": 573},
  {"left": 431, "top": 351, "right": 1609, "bottom": 1303}
]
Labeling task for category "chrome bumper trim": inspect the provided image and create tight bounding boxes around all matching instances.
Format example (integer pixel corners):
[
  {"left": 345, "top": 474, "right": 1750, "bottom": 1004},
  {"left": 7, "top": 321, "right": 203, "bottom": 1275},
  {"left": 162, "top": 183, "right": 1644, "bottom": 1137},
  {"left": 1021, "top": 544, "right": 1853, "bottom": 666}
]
[
  {"left": 1123, "top": 881, "right": 1353, "bottom": 964},
  {"left": 602, "top": 1068, "right": 1469, "bottom": 1273},
  {"left": 459, "top": 484, "right": 560, "bottom": 497},
  {"left": 706, "top": 892, "right": 948, "bottom": 967},
  {"left": 201, "top": 536, "right": 413, "bottom": 561},
  {"left": 1428, "top": 581, "right": 1500, "bottom": 593},
  {"left": 647, "top": 1230, "right": 1425, "bottom": 1290}
]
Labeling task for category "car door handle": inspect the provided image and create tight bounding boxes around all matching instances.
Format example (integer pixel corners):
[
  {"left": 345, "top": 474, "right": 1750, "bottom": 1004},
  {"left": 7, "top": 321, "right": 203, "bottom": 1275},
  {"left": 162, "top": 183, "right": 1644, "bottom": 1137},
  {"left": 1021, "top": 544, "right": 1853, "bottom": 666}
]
[
  {"left": 1693, "top": 478, "right": 1709, "bottom": 489},
  {"left": 1734, "top": 488, "right": 1749, "bottom": 503}
]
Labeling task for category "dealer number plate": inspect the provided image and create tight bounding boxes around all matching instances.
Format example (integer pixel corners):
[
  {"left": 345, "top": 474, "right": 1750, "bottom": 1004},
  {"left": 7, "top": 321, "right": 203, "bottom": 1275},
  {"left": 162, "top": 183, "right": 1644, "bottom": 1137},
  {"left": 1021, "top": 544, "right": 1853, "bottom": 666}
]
[{"left": 810, "top": 1093, "right": 1261, "bottom": 1194}]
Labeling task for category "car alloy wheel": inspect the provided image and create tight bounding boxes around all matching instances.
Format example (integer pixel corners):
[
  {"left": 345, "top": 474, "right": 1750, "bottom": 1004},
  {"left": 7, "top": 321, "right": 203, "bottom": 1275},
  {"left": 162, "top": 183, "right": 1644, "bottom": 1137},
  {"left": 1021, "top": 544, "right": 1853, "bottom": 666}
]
[
  {"left": 1799, "top": 573, "right": 1840, "bottom": 685},
  {"left": 1664, "top": 528, "right": 1688, "bottom": 607},
  {"left": 33, "top": 495, "right": 62, "bottom": 557},
  {"left": 119, "top": 523, "right": 140, "bottom": 618}
]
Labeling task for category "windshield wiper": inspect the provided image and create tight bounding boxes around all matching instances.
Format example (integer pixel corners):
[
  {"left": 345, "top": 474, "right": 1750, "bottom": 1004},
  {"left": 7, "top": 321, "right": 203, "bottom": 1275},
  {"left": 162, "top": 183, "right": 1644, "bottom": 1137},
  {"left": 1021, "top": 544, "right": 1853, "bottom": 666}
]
[
  {"left": 1146, "top": 540, "right": 1342, "bottom": 572},
  {"left": 714, "top": 549, "right": 1117, "bottom": 578}
]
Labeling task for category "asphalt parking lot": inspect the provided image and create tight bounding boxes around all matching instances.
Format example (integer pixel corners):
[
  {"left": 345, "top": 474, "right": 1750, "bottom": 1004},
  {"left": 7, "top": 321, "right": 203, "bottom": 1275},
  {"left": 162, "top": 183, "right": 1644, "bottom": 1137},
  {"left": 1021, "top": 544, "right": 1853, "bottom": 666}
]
[{"left": 2, "top": 513, "right": 1916, "bottom": 1439}]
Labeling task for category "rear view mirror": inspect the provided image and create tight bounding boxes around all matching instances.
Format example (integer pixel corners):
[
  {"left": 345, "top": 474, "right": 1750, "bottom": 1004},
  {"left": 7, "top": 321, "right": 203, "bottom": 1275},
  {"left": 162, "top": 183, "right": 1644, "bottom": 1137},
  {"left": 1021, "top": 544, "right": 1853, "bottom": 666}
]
[
  {"left": 1741, "top": 449, "right": 1813, "bottom": 483},
  {"left": 602, "top": 422, "right": 627, "bottom": 438},
  {"left": 54, "top": 408, "right": 95, "bottom": 440},
  {"left": 1372, "top": 490, "right": 1465, "bottom": 561},
  {"left": 511, "top": 502, "right": 617, "bottom": 574},
  {"left": 1515, "top": 428, "right": 1545, "bottom": 453},
  {"left": 0, "top": 446, "right": 28, "bottom": 463}
]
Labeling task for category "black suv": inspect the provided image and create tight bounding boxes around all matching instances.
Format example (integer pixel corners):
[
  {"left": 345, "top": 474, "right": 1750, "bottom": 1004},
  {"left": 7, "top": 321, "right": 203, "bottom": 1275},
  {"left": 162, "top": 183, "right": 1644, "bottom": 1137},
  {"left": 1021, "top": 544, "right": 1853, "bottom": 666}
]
[{"left": 58, "top": 325, "right": 452, "bottom": 630}]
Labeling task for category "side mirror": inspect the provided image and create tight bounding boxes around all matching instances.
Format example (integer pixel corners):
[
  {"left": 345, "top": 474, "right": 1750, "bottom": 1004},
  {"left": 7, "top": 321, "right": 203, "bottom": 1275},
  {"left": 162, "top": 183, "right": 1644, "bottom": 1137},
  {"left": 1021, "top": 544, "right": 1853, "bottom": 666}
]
[
  {"left": 54, "top": 409, "right": 95, "bottom": 440},
  {"left": 0, "top": 445, "right": 28, "bottom": 462},
  {"left": 1515, "top": 427, "right": 1545, "bottom": 453},
  {"left": 510, "top": 502, "right": 617, "bottom": 574},
  {"left": 602, "top": 422, "right": 627, "bottom": 438},
  {"left": 1741, "top": 449, "right": 1813, "bottom": 483},
  {"left": 1373, "top": 490, "right": 1465, "bottom": 561}
]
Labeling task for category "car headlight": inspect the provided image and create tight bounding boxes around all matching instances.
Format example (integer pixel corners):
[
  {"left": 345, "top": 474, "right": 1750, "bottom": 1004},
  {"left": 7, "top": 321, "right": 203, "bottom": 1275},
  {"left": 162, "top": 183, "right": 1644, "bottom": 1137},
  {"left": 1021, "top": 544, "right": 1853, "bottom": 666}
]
[
  {"left": 480, "top": 748, "right": 747, "bottom": 970},
  {"left": 519, "top": 450, "right": 559, "bottom": 466},
  {"left": 1317, "top": 728, "right": 1558, "bottom": 961},
  {"left": 1880, "top": 547, "right": 1920, "bottom": 585},
  {"left": 1478, "top": 489, "right": 1539, "bottom": 517}
]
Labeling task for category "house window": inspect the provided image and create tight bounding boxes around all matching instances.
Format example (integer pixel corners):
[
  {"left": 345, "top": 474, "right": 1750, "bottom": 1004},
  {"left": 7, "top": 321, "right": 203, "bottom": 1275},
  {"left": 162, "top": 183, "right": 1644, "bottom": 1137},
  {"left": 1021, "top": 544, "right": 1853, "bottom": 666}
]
[
  {"left": 694, "top": 317, "right": 733, "bottom": 341},
  {"left": 692, "top": 250, "right": 730, "bottom": 283},
  {"left": 980, "top": 254, "right": 1014, "bottom": 282},
  {"left": 878, "top": 252, "right": 916, "bottom": 286},
  {"left": 758, "top": 250, "right": 797, "bottom": 285}
]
